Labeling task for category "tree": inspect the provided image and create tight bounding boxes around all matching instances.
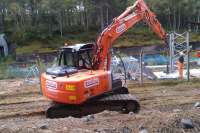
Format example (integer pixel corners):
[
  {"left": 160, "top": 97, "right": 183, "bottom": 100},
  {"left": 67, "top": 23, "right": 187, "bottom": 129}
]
[{"left": 0, "top": 0, "right": 199, "bottom": 44}]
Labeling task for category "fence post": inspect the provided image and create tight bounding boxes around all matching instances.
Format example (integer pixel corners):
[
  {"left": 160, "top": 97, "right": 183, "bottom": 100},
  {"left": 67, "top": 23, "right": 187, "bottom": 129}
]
[
  {"left": 169, "top": 33, "right": 175, "bottom": 73},
  {"left": 140, "top": 49, "right": 143, "bottom": 85},
  {"left": 186, "top": 32, "right": 190, "bottom": 82}
]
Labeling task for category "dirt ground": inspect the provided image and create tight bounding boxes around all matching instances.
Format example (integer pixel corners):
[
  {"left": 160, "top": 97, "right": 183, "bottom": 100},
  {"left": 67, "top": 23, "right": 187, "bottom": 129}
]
[{"left": 0, "top": 79, "right": 200, "bottom": 133}]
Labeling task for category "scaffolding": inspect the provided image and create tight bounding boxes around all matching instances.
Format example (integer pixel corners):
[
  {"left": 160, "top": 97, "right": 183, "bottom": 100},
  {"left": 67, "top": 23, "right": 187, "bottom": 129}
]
[{"left": 169, "top": 32, "right": 190, "bottom": 80}]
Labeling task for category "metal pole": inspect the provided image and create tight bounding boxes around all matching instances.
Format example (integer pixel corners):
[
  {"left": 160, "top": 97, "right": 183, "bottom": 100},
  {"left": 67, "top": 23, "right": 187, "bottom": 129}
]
[
  {"left": 169, "top": 33, "right": 171, "bottom": 73},
  {"left": 186, "top": 32, "right": 190, "bottom": 82},
  {"left": 171, "top": 33, "right": 175, "bottom": 72},
  {"left": 169, "top": 33, "right": 174, "bottom": 73},
  {"left": 140, "top": 49, "right": 143, "bottom": 85},
  {"left": 36, "top": 55, "right": 42, "bottom": 94}
]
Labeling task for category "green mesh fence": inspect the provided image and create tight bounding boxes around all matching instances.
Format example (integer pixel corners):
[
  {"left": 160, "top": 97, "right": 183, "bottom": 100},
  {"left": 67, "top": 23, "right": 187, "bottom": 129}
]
[{"left": 6, "top": 66, "right": 30, "bottom": 78}]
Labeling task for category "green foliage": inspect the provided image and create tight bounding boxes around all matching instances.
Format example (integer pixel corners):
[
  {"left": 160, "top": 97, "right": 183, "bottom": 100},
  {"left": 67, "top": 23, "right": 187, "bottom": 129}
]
[
  {"left": 0, "top": 55, "right": 16, "bottom": 79},
  {"left": 0, "top": 63, "right": 8, "bottom": 80},
  {"left": 114, "top": 26, "right": 164, "bottom": 47},
  {"left": 0, "top": 0, "right": 199, "bottom": 54}
]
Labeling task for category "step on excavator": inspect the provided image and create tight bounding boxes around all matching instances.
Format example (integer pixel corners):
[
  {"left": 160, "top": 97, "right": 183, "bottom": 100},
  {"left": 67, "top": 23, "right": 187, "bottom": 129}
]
[{"left": 40, "top": 0, "right": 167, "bottom": 118}]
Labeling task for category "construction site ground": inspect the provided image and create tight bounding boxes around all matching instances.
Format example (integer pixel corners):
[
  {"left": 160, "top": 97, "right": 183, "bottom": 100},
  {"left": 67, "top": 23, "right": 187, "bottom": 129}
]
[{"left": 0, "top": 79, "right": 200, "bottom": 133}]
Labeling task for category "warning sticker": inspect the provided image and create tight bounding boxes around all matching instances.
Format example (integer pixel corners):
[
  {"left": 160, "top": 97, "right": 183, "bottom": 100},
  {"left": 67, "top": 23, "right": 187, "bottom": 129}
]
[
  {"left": 84, "top": 78, "right": 99, "bottom": 88},
  {"left": 46, "top": 80, "right": 57, "bottom": 90},
  {"left": 116, "top": 24, "right": 126, "bottom": 34}
]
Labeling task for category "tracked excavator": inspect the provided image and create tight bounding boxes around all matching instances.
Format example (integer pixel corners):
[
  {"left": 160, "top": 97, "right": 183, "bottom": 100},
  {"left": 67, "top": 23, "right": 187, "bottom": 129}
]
[{"left": 40, "top": 0, "right": 167, "bottom": 118}]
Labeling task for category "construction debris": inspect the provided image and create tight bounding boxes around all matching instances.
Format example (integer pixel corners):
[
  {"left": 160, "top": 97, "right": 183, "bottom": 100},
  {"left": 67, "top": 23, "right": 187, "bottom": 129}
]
[
  {"left": 181, "top": 119, "right": 194, "bottom": 129},
  {"left": 139, "top": 129, "right": 148, "bottom": 133},
  {"left": 121, "top": 126, "right": 132, "bottom": 133},
  {"left": 94, "top": 128, "right": 117, "bottom": 133},
  {"left": 139, "top": 126, "right": 148, "bottom": 133},
  {"left": 82, "top": 115, "right": 95, "bottom": 123},
  {"left": 40, "top": 124, "right": 48, "bottom": 130},
  {"left": 194, "top": 102, "right": 200, "bottom": 109}
]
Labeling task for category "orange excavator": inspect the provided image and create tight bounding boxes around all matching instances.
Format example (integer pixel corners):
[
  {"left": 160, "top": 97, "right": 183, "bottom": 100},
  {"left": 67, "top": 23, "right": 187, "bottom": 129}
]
[{"left": 40, "top": 0, "right": 167, "bottom": 118}]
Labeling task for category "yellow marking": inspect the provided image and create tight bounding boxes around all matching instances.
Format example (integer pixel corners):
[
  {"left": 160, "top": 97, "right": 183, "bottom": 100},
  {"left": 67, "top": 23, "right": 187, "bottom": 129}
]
[
  {"left": 69, "top": 96, "right": 77, "bottom": 101},
  {"left": 66, "top": 85, "right": 76, "bottom": 91}
]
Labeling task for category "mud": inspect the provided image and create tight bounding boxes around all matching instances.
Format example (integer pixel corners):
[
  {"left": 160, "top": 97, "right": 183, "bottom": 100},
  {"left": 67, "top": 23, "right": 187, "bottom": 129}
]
[{"left": 0, "top": 79, "right": 200, "bottom": 133}]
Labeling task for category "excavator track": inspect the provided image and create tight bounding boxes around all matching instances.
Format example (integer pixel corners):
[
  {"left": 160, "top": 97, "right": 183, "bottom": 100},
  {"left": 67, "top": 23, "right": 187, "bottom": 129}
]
[{"left": 46, "top": 92, "right": 140, "bottom": 118}]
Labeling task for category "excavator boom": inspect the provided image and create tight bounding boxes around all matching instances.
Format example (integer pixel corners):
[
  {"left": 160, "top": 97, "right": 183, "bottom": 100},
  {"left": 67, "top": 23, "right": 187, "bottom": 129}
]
[{"left": 93, "top": 0, "right": 167, "bottom": 70}]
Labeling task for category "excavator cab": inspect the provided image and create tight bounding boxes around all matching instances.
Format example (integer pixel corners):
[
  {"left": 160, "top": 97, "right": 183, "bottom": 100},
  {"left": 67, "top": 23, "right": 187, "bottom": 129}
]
[{"left": 46, "top": 43, "right": 94, "bottom": 77}]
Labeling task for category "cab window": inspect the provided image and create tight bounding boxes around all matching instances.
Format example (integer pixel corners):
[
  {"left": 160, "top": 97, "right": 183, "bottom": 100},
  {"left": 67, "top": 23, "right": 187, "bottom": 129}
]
[{"left": 59, "top": 52, "right": 75, "bottom": 67}]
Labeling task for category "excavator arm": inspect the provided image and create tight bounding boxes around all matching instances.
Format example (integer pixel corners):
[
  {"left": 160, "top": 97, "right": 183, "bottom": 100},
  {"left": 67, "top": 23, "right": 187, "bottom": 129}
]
[{"left": 93, "top": 0, "right": 167, "bottom": 70}]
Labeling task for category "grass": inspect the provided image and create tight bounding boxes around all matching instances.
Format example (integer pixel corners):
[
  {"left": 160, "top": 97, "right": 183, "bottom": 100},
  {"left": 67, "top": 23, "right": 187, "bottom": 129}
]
[
  {"left": 16, "top": 40, "right": 55, "bottom": 54},
  {"left": 15, "top": 27, "right": 200, "bottom": 54},
  {"left": 16, "top": 31, "right": 98, "bottom": 54},
  {"left": 114, "top": 27, "right": 164, "bottom": 47},
  {"left": 191, "top": 33, "right": 200, "bottom": 41},
  {"left": 15, "top": 28, "right": 164, "bottom": 54}
]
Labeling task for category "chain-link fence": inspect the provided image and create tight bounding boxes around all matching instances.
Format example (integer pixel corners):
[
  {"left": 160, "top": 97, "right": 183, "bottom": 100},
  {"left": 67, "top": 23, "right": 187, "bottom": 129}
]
[
  {"left": 111, "top": 40, "right": 200, "bottom": 85},
  {"left": 0, "top": 55, "right": 57, "bottom": 86},
  {"left": 1, "top": 39, "right": 200, "bottom": 86}
]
